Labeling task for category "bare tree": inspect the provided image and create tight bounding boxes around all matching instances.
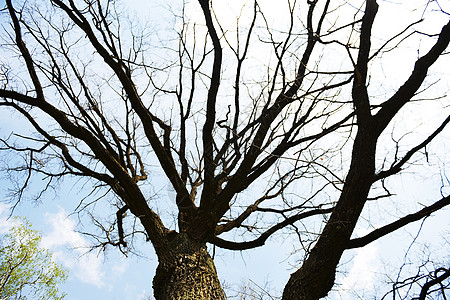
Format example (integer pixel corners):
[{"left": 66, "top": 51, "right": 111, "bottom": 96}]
[
  {"left": 0, "top": 0, "right": 449, "bottom": 299},
  {"left": 380, "top": 232, "right": 449, "bottom": 300},
  {"left": 386, "top": 265, "right": 450, "bottom": 300}
]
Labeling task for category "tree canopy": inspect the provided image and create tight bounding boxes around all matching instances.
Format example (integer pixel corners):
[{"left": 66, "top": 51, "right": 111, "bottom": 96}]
[
  {"left": 0, "top": 218, "right": 67, "bottom": 300},
  {"left": 0, "top": 0, "right": 449, "bottom": 298}
]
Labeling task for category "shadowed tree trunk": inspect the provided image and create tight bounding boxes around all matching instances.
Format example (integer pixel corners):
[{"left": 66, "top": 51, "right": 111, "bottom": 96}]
[
  {"left": 283, "top": 127, "right": 378, "bottom": 299},
  {"left": 282, "top": 0, "right": 450, "bottom": 297},
  {"left": 282, "top": 0, "right": 380, "bottom": 296}
]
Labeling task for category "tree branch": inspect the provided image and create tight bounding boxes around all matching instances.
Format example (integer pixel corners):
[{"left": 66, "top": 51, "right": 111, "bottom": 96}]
[
  {"left": 375, "top": 20, "right": 450, "bottom": 133},
  {"left": 351, "top": 0, "right": 378, "bottom": 122},
  {"left": 51, "top": 0, "right": 195, "bottom": 216},
  {"left": 418, "top": 268, "right": 450, "bottom": 300},
  {"left": 347, "top": 195, "right": 450, "bottom": 249},
  {"left": 198, "top": 0, "right": 223, "bottom": 212},
  {"left": 116, "top": 205, "right": 128, "bottom": 248},
  {"left": 211, "top": 207, "right": 333, "bottom": 250},
  {"left": 375, "top": 114, "right": 450, "bottom": 181}
]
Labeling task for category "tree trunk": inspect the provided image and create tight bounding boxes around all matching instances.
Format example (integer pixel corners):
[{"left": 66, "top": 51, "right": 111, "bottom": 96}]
[
  {"left": 282, "top": 128, "right": 377, "bottom": 299},
  {"left": 152, "top": 233, "right": 225, "bottom": 300}
]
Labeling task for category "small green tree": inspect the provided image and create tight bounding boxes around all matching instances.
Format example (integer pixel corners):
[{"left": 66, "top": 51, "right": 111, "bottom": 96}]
[{"left": 0, "top": 218, "right": 67, "bottom": 300}]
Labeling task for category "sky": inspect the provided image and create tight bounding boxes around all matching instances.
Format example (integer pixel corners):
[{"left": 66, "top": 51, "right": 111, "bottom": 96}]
[{"left": 1, "top": 0, "right": 450, "bottom": 299}]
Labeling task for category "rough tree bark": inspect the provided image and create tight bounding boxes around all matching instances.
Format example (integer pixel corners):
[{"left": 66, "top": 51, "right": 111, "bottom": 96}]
[{"left": 153, "top": 233, "right": 225, "bottom": 300}]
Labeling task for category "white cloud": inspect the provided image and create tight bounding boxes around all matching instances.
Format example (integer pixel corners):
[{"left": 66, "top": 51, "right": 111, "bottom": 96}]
[
  {"left": 339, "top": 242, "right": 379, "bottom": 299},
  {"left": 41, "top": 210, "right": 88, "bottom": 249},
  {"left": 342, "top": 244, "right": 379, "bottom": 287},
  {"left": 111, "top": 259, "right": 129, "bottom": 277},
  {"left": 0, "top": 203, "right": 20, "bottom": 234},
  {"left": 123, "top": 284, "right": 152, "bottom": 300},
  {"left": 41, "top": 208, "right": 106, "bottom": 288}
]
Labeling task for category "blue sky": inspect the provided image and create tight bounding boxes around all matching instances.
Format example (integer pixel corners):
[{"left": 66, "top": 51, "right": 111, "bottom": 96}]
[
  {"left": 1, "top": 0, "right": 450, "bottom": 299},
  {"left": 0, "top": 200, "right": 293, "bottom": 299},
  {"left": 1, "top": 174, "right": 448, "bottom": 299}
]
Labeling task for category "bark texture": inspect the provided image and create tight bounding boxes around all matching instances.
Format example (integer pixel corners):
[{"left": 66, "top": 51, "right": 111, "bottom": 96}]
[{"left": 153, "top": 233, "right": 225, "bottom": 300}]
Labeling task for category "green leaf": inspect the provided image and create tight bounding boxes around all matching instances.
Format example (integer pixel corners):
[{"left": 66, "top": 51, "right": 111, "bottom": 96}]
[{"left": 0, "top": 217, "right": 68, "bottom": 300}]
